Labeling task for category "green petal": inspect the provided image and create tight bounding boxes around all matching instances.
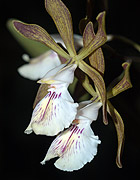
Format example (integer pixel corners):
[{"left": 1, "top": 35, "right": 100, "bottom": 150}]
[
  {"left": 7, "top": 19, "right": 49, "bottom": 57},
  {"left": 107, "top": 62, "right": 132, "bottom": 99},
  {"left": 83, "top": 21, "right": 105, "bottom": 75},
  {"left": 79, "top": 60, "right": 108, "bottom": 124},
  {"left": 13, "top": 20, "right": 70, "bottom": 60},
  {"left": 77, "top": 11, "right": 107, "bottom": 61},
  {"left": 107, "top": 100, "right": 124, "bottom": 168},
  {"left": 45, "top": 0, "right": 76, "bottom": 57}
]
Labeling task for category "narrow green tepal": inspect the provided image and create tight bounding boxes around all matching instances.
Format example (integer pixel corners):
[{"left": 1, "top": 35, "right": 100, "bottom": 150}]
[
  {"left": 107, "top": 62, "right": 132, "bottom": 99},
  {"left": 107, "top": 100, "right": 124, "bottom": 168},
  {"left": 6, "top": 19, "right": 50, "bottom": 57},
  {"left": 79, "top": 60, "right": 108, "bottom": 125}
]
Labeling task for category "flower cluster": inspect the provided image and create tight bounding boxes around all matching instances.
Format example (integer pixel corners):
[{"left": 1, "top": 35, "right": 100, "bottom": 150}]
[{"left": 9, "top": 0, "right": 132, "bottom": 171}]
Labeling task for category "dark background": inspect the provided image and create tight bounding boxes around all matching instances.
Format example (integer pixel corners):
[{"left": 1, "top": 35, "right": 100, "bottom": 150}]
[{"left": 1, "top": 0, "right": 140, "bottom": 179}]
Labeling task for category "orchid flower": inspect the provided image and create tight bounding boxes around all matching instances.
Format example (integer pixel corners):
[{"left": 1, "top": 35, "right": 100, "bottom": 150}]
[
  {"left": 25, "top": 63, "right": 78, "bottom": 136},
  {"left": 10, "top": 0, "right": 134, "bottom": 171},
  {"left": 13, "top": 0, "right": 107, "bottom": 124},
  {"left": 41, "top": 101, "right": 102, "bottom": 171},
  {"left": 18, "top": 34, "right": 83, "bottom": 80},
  {"left": 12, "top": 0, "right": 107, "bottom": 170}
]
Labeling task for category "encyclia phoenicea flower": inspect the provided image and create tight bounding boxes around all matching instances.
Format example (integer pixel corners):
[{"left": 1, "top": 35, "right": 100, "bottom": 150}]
[{"left": 11, "top": 0, "right": 133, "bottom": 171}]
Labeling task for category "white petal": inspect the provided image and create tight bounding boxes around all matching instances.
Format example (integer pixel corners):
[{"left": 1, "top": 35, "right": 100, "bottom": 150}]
[
  {"left": 18, "top": 50, "right": 61, "bottom": 80},
  {"left": 38, "top": 64, "right": 65, "bottom": 83},
  {"left": 25, "top": 87, "right": 78, "bottom": 136},
  {"left": 77, "top": 100, "right": 92, "bottom": 110},
  {"left": 76, "top": 101, "right": 102, "bottom": 122},
  {"left": 41, "top": 123, "right": 101, "bottom": 171},
  {"left": 18, "top": 33, "right": 82, "bottom": 80},
  {"left": 39, "top": 64, "right": 77, "bottom": 85}
]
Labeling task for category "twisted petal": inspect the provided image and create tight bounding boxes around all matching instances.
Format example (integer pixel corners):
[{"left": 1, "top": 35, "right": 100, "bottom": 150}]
[
  {"left": 25, "top": 87, "right": 78, "bottom": 136},
  {"left": 107, "top": 62, "right": 132, "bottom": 99},
  {"left": 77, "top": 11, "right": 107, "bottom": 61},
  {"left": 83, "top": 21, "right": 105, "bottom": 75},
  {"left": 107, "top": 101, "right": 124, "bottom": 168},
  {"left": 45, "top": 0, "right": 76, "bottom": 57},
  {"left": 13, "top": 20, "right": 70, "bottom": 60}
]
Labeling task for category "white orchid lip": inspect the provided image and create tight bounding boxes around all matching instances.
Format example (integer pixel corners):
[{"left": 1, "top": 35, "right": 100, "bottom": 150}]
[
  {"left": 40, "top": 101, "right": 101, "bottom": 171},
  {"left": 25, "top": 63, "right": 78, "bottom": 136},
  {"left": 25, "top": 87, "right": 78, "bottom": 136}
]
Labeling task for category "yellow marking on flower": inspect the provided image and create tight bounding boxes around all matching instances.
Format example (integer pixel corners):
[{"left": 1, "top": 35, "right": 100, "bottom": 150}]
[
  {"left": 37, "top": 79, "right": 56, "bottom": 84},
  {"left": 72, "top": 119, "right": 80, "bottom": 124}
]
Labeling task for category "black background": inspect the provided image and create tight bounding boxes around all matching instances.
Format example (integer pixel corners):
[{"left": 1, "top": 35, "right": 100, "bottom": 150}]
[{"left": 1, "top": 0, "right": 140, "bottom": 179}]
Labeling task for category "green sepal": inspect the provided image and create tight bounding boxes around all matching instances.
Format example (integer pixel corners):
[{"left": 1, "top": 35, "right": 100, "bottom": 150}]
[
  {"left": 107, "top": 62, "right": 132, "bottom": 99},
  {"left": 79, "top": 60, "right": 108, "bottom": 124},
  {"left": 7, "top": 19, "right": 49, "bottom": 57},
  {"left": 107, "top": 100, "right": 124, "bottom": 168}
]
